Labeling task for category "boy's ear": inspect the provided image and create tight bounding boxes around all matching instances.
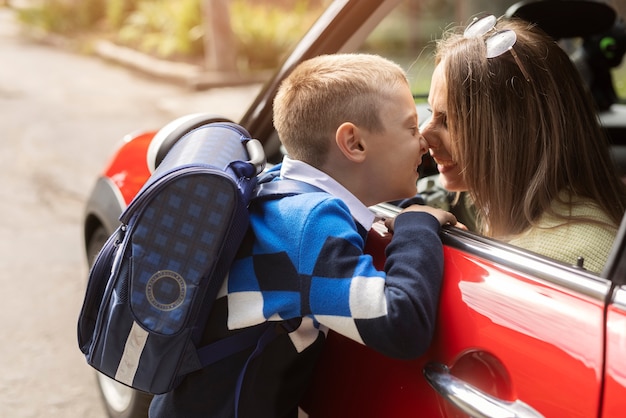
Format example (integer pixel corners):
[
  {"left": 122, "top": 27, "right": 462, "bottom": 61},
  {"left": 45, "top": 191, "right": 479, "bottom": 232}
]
[{"left": 335, "top": 122, "right": 366, "bottom": 163}]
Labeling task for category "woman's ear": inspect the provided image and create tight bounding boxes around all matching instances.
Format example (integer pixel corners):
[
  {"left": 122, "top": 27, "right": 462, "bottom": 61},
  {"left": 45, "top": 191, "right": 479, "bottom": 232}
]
[{"left": 335, "top": 122, "right": 366, "bottom": 163}]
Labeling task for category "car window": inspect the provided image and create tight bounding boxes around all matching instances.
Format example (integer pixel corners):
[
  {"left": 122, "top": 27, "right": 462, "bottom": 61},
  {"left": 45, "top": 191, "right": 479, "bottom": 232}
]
[{"left": 357, "top": 0, "right": 626, "bottom": 101}]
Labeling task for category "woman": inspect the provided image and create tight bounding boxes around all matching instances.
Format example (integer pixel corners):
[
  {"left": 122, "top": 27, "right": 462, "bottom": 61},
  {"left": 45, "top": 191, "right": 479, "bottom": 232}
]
[{"left": 421, "top": 15, "right": 626, "bottom": 274}]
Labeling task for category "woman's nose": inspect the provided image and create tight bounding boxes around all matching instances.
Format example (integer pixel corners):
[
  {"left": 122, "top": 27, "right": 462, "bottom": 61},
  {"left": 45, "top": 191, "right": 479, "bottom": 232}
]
[
  {"left": 418, "top": 133, "right": 428, "bottom": 155},
  {"left": 421, "top": 119, "right": 439, "bottom": 149}
]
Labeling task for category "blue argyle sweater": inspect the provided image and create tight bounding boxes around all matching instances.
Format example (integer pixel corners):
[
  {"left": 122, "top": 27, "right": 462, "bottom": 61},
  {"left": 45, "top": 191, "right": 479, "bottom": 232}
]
[{"left": 149, "top": 159, "right": 445, "bottom": 418}]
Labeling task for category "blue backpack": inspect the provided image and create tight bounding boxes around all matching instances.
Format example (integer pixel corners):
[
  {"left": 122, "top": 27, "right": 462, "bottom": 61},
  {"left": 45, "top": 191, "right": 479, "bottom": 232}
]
[{"left": 77, "top": 121, "right": 318, "bottom": 395}]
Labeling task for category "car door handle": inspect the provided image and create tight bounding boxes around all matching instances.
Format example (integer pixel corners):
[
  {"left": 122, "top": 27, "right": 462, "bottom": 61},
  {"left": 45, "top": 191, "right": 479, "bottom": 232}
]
[{"left": 423, "top": 362, "right": 544, "bottom": 418}]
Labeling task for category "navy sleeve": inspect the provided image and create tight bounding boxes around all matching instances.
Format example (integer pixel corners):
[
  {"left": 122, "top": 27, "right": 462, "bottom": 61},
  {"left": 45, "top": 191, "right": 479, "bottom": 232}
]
[{"left": 356, "top": 211, "right": 444, "bottom": 359}]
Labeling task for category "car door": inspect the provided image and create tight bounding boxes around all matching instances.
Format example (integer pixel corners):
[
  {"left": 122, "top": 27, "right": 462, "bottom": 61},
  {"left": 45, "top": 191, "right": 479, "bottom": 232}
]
[
  {"left": 601, "top": 217, "right": 626, "bottom": 418},
  {"left": 301, "top": 211, "right": 623, "bottom": 417}
]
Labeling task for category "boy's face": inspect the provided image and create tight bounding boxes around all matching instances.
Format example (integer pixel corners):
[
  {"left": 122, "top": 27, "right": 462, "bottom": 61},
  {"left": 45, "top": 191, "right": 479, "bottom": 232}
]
[{"left": 362, "top": 82, "right": 428, "bottom": 204}]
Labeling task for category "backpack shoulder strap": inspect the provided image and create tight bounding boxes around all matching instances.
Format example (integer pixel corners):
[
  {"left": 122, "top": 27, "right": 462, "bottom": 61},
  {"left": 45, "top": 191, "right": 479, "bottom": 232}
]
[
  {"left": 253, "top": 168, "right": 324, "bottom": 201},
  {"left": 195, "top": 174, "right": 320, "bottom": 416},
  {"left": 254, "top": 178, "right": 324, "bottom": 200}
]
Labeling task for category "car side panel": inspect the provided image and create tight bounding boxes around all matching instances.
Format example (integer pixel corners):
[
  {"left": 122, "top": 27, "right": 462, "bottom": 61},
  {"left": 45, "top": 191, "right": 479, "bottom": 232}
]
[
  {"left": 431, "top": 247, "right": 604, "bottom": 417},
  {"left": 104, "top": 131, "right": 155, "bottom": 206},
  {"left": 302, "top": 232, "right": 606, "bottom": 417},
  {"left": 602, "top": 287, "right": 626, "bottom": 417}
]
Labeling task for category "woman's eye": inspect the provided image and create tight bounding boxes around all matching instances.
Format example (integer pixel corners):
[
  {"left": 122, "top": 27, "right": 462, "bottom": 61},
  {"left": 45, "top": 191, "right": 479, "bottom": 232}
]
[
  {"left": 435, "top": 112, "right": 447, "bottom": 129},
  {"left": 427, "top": 107, "right": 447, "bottom": 129}
]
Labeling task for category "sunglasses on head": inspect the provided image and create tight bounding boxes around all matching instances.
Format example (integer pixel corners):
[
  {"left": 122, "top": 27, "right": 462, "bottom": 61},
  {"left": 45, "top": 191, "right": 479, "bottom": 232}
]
[{"left": 464, "top": 15, "right": 531, "bottom": 82}]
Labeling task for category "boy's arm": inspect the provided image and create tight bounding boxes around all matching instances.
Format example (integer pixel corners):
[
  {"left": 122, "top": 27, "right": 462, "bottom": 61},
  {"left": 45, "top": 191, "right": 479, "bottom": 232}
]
[
  {"left": 304, "top": 201, "right": 444, "bottom": 360},
  {"left": 357, "top": 211, "right": 443, "bottom": 359}
]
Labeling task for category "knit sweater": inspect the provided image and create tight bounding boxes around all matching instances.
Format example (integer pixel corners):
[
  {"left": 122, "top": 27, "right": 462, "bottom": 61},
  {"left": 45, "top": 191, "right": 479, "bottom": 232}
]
[
  {"left": 149, "top": 159, "right": 444, "bottom": 418},
  {"left": 508, "top": 191, "right": 618, "bottom": 274}
]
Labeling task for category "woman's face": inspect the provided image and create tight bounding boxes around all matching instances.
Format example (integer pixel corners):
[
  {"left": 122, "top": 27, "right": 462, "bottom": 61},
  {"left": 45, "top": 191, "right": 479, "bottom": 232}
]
[{"left": 421, "top": 62, "right": 468, "bottom": 192}]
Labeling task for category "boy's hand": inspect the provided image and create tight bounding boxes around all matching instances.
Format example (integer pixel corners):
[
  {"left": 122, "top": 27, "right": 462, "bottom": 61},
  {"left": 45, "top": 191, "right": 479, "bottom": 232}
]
[{"left": 384, "top": 204, "right": 465, "bottom": 232}]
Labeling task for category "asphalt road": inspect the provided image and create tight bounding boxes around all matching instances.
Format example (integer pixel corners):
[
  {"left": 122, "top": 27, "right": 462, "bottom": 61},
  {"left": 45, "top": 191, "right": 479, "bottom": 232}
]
[{"left": 0, "top": 8, "right": 261, "bottom": 417}]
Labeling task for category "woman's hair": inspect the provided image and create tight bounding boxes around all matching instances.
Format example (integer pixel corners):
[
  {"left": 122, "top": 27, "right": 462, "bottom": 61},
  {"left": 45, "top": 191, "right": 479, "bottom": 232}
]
[
  {"left": 435, "top": 17, "right": 626, "bottom": 237},
  {"left": 273, "top": 53, "right": 409, "bottom": 168}
]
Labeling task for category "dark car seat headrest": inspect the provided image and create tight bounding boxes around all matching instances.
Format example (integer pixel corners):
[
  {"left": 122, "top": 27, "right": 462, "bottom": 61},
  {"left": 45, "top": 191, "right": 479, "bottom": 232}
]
[{"left": 505, "top": 0, "right": 617, "bottom": 39}]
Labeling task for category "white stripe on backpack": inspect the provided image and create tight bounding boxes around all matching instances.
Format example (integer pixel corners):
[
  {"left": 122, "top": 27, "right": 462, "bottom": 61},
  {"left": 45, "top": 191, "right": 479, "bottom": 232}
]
[{"left": 115, "top": 321, "right": 148, "bottom": 385}]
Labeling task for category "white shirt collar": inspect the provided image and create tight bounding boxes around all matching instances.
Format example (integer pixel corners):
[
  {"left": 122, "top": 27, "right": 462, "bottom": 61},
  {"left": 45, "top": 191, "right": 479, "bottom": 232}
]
[{"left": 279, "top": 156, "right": 375, "bottom": 230}]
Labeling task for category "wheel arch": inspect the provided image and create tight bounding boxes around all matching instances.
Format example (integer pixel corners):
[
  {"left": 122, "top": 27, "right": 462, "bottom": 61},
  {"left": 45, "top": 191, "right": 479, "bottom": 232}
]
[{"left": 83, "top": 176, "right": 126, "bottom": 259}]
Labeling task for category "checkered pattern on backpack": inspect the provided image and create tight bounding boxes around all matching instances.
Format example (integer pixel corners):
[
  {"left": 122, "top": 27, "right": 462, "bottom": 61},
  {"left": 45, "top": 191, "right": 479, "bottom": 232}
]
[{"left": 130, "top": 173, "right": 237, "bottom": 335}]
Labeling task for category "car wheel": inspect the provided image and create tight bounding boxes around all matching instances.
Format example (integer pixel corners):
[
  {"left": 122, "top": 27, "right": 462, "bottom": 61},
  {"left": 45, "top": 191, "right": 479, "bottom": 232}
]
[
  {"left": 86, "top": 225, "right": 153, "bottom": 418},
  {"left": 96, "top": 373, "right": 152, "bottom": 418}
]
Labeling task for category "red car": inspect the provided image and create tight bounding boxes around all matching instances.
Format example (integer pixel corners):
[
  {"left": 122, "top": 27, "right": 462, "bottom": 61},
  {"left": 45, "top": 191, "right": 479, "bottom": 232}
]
[{"left": 82, "top": 0, "right": 626, "bottom": 417}]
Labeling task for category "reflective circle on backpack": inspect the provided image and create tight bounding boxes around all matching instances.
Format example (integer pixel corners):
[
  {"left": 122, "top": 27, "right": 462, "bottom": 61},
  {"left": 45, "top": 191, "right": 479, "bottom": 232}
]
[{"left": 146, "top": 270, "right": 186, "bottom": 311}]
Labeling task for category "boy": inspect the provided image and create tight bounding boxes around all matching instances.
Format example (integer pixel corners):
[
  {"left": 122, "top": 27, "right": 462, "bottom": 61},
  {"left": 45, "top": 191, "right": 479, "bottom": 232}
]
[{"left": 149, "top": 53, "right": 458, "bottom": 417}]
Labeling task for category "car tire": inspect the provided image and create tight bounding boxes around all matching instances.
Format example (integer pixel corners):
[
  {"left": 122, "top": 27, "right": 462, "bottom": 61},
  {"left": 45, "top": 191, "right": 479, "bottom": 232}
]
[
  {"left": 86, "top": 225, "right": 153, "bottom": 418},
  {"left": 96, "top": 373, "right": 152, "bottom": 418}
]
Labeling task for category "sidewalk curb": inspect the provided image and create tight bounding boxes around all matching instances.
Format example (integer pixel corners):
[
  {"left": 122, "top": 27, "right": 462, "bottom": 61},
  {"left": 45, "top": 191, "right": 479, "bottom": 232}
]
[
  {"left": 93, "top": 40, "right": 271, "bottom": 91},
  {"left": 8, "top": 6, "right": 270, "bottom": 91}
]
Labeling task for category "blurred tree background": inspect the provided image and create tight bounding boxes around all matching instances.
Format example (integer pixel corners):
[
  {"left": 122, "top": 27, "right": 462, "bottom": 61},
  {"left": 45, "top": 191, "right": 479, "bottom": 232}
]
[
  {"left": 9, "top": 0, "right": 626, "bottom": 97},
  {"left": 14, "top": 0, "right": 329, "bottom": 73}
]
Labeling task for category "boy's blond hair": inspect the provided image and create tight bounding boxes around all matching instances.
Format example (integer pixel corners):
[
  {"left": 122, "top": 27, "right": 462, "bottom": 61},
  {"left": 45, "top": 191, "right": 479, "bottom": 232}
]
[{"left": 273, "top": 53, "right": 409, "bottom": 168}]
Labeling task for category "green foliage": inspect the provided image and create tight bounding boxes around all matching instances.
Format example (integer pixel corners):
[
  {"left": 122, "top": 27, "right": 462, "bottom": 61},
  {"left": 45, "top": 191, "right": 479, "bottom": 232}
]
[
  {"left": 17, "top": 0, "right": 106, "bottom": 33},
  {"left": 616, "top": 66, "right": 626, "bottom": 100},
  {"left": 16, "top": 3, "right": 67, "bottom": 33},
  {"left": 15, "top": 0, "right": 326, "bottom": 70},
  {"left": 117, "top": 0, "right": 203, "bottom": 59},
  {"left": 105, "top": 0, "right": 140, "bottom": 29},
  {"left": 231, "top": 0, "right": 320, "bottom": 69}
]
